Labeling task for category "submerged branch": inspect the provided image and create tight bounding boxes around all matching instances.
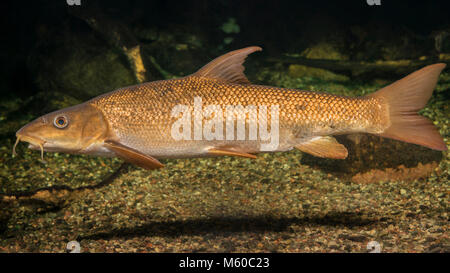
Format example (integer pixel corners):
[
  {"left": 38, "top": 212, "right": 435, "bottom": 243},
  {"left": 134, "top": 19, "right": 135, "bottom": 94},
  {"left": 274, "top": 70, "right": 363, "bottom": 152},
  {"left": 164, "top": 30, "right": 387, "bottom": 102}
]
[
  {"left": 267, "top": 56, "right": 450, "bottom": 77},
  {"left": 148, "top": 56, "right": 177, "bottom": 80}
]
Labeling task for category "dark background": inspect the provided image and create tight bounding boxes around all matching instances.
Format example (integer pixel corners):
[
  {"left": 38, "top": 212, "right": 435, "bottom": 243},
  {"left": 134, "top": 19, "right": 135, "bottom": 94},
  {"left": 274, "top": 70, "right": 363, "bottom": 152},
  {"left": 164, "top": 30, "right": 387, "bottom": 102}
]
[{"left": 1, "top": 0, "right": 449, "bottom": 104}]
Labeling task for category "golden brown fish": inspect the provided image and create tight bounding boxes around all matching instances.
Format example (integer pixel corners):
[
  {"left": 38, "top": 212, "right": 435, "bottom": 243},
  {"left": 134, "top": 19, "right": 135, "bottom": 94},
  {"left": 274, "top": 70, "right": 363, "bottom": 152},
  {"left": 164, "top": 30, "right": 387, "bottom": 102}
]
[{"left": 13, "top": 46, "right": 447, "bottom": 170}]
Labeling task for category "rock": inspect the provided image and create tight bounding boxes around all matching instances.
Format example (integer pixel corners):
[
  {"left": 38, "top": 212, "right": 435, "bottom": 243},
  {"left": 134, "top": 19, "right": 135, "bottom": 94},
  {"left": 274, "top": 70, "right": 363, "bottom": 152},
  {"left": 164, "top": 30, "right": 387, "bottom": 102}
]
[
  {"left": 301, "top": 134, "right": 443, "bottom": 182},
  {"left": 28, "top": 29, "right": 136, "bottom": 101},
  {"left": 287, "top": 42, "right": 350, "bottom": 81},
  {"left": 351, "top": 162, "right": 439, "bottom": 184},
  {"left": 301, "top": 42, "right": 348, "bottom": 61}
]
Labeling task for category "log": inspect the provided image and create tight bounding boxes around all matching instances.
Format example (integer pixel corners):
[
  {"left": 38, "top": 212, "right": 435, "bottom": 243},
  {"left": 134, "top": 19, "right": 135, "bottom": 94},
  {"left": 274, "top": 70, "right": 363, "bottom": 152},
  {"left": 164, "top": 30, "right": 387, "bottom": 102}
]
[{"left": 266, "top": 56, "right": 450, "bottom": 77}]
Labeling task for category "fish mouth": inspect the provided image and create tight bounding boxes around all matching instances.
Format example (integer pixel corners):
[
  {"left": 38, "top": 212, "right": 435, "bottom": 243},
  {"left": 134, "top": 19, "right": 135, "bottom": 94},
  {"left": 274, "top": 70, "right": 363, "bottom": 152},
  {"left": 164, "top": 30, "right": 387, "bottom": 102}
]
[{"left": 13, "top": 134, "right": 47, "bottom": 163}]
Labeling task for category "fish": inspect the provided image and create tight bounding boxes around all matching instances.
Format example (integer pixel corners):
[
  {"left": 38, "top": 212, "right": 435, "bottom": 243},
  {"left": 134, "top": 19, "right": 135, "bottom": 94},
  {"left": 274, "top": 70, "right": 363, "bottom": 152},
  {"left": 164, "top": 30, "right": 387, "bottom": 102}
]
[{"left": 13, "top": 46, "right": 447, "bottom": 170}]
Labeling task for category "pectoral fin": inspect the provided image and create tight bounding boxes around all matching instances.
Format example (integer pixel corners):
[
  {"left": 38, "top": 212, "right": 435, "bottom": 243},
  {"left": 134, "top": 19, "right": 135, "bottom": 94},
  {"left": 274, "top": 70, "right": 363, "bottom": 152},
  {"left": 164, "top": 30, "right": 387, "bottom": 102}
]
[
  {"left": 208, "top": 147, "right": 257, "bottom": 159},
  {"left": 295, "top": 136, "right": 348, "bottom": 159},
  {"left": 104, "top": 140, "right": 164, "bottom": 170}
]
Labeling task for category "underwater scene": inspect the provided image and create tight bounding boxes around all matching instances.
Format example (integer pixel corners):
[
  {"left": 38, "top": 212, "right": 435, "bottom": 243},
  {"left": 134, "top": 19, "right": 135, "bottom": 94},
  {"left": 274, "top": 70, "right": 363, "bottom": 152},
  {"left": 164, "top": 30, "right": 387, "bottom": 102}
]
[{"left": 0, "top": 0, "right": 449, "bottom": 253}]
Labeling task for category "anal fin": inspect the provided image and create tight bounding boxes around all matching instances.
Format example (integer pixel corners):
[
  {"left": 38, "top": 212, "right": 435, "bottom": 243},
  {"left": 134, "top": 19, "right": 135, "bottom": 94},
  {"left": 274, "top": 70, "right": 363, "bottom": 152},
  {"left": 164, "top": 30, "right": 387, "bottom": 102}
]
[
  {"left": 105, "top": 140, "right": 164, "bottom": 170},
  {"left": 208, "top": 147, "right": 257, "bottom": 159},
  {"left": 295, "top": 136, "right": 348, "bottom": 159}
]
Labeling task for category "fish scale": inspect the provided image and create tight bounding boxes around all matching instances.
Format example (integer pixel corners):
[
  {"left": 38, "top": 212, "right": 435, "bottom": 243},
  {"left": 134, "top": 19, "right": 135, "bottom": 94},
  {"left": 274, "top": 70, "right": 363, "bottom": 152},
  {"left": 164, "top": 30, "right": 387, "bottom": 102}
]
[{"left": 91, "top": 76, "right": 386, "bottom": 157}]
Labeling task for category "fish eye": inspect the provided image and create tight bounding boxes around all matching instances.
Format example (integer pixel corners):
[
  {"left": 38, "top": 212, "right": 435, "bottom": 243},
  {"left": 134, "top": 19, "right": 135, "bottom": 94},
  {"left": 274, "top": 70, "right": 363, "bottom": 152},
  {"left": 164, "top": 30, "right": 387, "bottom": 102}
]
[{"left": 53, "top": 115, "right": 69, "bottom": 129}]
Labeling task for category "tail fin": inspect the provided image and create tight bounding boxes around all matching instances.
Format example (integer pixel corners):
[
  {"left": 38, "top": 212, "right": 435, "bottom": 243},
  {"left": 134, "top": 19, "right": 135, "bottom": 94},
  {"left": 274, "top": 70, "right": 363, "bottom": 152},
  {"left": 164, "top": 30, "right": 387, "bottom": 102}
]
[{"left": 368, "top": 63, "right": 447, "bottom": 151}]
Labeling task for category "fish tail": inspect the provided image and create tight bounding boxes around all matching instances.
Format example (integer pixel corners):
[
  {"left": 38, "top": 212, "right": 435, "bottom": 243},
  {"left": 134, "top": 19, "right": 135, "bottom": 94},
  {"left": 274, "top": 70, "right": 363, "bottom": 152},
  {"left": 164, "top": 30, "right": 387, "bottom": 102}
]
[{"left": 368, "top": 63, "right": 447, "bottom": 151}]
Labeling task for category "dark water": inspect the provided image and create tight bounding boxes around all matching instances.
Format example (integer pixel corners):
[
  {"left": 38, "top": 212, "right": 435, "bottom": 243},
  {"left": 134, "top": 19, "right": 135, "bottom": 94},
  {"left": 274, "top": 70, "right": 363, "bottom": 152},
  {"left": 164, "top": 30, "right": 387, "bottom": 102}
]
[{"left": 0, "top": 0, "right": 448, "bottom": 253}]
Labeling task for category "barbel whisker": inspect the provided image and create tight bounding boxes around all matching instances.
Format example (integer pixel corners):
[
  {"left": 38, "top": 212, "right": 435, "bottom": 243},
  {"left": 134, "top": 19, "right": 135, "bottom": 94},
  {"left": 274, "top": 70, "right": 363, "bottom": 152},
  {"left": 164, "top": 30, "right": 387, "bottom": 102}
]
[
  {"left": 38, "top": 142, "right": 47, "bottom": 164},
  {"left": 12, "top": 137, "right": 20, "bottom": 157}
]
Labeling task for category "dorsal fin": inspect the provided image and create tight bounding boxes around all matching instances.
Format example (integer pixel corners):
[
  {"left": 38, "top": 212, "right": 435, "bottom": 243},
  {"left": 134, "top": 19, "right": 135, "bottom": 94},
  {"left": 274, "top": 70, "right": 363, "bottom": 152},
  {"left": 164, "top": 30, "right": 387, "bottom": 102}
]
[{"left": 191, "top": 46, "right": 262, "bottom": 84}]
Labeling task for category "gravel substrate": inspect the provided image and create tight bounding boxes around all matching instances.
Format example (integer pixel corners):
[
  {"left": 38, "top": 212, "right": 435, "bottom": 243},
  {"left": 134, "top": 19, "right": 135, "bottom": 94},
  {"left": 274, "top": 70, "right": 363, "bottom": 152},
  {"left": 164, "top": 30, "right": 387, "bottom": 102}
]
[{"left": 0, "top": 70, "right": 448, "bottom": 253}]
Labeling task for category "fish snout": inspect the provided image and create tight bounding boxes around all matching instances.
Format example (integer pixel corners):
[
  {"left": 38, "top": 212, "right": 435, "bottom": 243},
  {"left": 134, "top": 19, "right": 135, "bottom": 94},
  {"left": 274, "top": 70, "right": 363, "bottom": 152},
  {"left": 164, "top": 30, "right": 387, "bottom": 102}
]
[
  {"left": 15, "top": 123, "right": 27, "bottom": 138},
  {"left": 13, "top": 121, "right": 47, "bottom": 161},
  {"left": 15, "top": 117, "right": 46, "bottom": 138},
  {"left": 15, "top": 124, "right": 45, "bottom": 147}
]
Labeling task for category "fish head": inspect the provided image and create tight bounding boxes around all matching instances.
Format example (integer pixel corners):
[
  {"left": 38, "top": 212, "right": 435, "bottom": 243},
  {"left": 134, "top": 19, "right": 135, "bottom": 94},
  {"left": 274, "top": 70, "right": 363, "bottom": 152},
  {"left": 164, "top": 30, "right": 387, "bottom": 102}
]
[{"left": 13, "top": 103, "right": 109, "bottom": 159}]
